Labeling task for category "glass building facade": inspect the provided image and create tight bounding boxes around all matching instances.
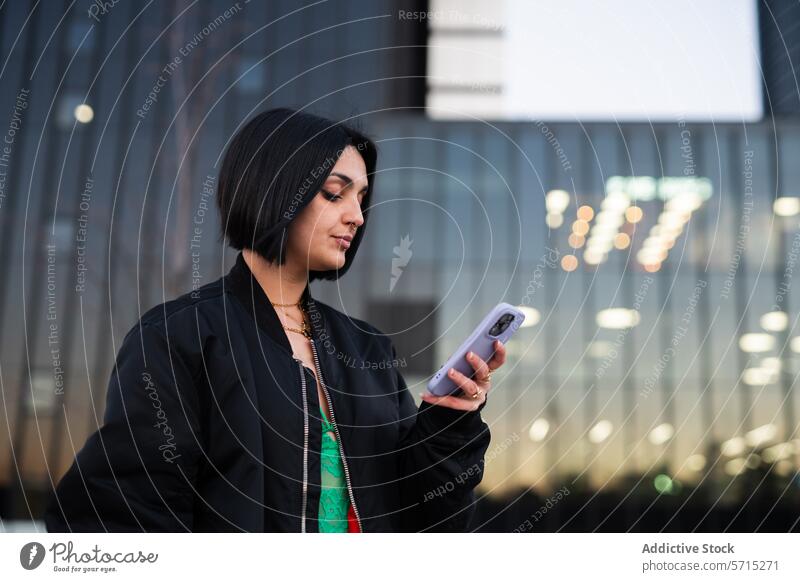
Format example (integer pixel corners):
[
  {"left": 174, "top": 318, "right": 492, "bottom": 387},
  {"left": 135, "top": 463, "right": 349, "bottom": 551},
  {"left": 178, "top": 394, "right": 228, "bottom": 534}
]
[{"left": 1, "top": 0, "right": 799, "bottom": 531}]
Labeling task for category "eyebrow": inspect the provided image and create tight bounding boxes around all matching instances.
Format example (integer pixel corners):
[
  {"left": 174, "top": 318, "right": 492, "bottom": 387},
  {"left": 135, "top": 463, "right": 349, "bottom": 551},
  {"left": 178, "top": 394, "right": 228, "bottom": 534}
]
[{"left": 328, "top": 172, "right": 368, "bottom": 192}]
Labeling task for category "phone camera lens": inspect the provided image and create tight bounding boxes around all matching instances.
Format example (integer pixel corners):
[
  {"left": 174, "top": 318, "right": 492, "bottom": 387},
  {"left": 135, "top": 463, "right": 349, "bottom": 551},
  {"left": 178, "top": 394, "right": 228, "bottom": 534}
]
[{"left": 490, "top": 314, "right": 515, "bottom": 336}]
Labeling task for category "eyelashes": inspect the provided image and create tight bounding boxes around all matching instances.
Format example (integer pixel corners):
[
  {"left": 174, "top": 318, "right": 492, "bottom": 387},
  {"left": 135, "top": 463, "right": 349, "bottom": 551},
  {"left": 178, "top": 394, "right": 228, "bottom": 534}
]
[
  {"left": 321, "top": 188, "right": 342, "bottom": 201},
  {"left": 320, "top": 188, "right": 366, "bottom": 207}
]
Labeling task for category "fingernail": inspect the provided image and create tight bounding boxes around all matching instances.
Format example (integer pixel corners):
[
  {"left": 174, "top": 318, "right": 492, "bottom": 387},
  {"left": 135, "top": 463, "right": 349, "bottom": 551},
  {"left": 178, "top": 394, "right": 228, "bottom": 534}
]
[{"left": 467, "top": 351, "right": 473, "bottom": 359}]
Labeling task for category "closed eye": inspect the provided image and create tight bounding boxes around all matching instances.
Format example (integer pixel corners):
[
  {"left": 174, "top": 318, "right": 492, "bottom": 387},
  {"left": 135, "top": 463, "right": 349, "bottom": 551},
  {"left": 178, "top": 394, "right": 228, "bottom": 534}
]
[
  {"left": 321, "top": 188, "right": 342, "bottom": 201},
  {"left": 322, "top": 188, "right": 367, "bottom": 208}
]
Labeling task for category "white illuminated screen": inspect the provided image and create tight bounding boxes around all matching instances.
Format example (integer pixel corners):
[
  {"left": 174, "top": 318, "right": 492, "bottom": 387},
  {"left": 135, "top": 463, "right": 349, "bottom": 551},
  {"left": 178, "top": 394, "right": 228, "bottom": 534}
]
[
  {"left": 504, "top": 0, "right": 761, "bottom": 121},
  {"left": 427, "top": 0, "right": 763, "bottom": 121}
]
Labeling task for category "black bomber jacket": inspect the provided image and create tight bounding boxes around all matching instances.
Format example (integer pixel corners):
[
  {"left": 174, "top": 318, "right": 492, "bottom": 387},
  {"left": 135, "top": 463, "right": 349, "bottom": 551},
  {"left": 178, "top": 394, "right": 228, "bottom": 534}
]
[{"left": 44, "top": 252, "right": 492, "bottom": 532}]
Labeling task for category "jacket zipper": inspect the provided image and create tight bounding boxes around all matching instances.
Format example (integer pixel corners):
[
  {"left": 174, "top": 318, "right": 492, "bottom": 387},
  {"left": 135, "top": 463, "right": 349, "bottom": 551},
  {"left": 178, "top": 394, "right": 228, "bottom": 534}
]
[
  {"left": 309, "top": 338, "right": 363, "bottom": 532},
  {"left": 294, "top": 358, "right": 310, "bottom": 533}
]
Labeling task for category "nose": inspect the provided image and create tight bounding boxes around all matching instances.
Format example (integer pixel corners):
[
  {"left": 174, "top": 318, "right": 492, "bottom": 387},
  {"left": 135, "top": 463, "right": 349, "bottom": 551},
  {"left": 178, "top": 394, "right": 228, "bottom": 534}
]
[{"left": 343, "top": 197, "right": 365, "bottom": 229}]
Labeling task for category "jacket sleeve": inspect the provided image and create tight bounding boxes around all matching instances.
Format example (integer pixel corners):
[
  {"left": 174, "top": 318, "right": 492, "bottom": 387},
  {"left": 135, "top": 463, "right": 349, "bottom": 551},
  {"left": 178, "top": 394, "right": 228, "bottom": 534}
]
[
  {"left": 44, "top": 322, "right": 204, "bottom": 532},
  {"left": 393, "top": 344, "right": 492, "bottom": 532}
]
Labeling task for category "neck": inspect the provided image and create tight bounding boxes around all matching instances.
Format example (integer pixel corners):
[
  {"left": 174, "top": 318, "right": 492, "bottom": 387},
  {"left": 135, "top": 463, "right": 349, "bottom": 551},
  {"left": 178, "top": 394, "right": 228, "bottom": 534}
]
[{"left": 242, "top": 248, "right": 308, "bottom": 305}]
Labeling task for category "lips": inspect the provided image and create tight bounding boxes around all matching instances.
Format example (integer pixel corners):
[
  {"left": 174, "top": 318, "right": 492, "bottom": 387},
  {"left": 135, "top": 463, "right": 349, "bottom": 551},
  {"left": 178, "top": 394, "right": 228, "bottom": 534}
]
[{"left": 332, "top": 235, "right": 352, "bottom": 249}]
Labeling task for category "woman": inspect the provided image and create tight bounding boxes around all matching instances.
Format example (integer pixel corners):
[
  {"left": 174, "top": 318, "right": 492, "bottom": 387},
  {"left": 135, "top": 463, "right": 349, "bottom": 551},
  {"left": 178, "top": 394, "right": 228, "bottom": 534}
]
[{"left": 45, "top": 107, "right": 505, "bottom": 533}]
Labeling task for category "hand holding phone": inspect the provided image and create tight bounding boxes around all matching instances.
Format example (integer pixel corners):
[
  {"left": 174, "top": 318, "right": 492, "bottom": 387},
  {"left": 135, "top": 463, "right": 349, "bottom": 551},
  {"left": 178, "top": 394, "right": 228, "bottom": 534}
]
[{"left": 427, "top": 302, "right": 525, "bottom": 397}]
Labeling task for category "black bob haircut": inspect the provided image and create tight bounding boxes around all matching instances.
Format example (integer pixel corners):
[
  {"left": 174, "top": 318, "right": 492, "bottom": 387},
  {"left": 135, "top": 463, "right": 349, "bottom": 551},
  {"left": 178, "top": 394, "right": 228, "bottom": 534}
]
[{"left": 216, "top": 107, "right": 378, "bottom": 282}]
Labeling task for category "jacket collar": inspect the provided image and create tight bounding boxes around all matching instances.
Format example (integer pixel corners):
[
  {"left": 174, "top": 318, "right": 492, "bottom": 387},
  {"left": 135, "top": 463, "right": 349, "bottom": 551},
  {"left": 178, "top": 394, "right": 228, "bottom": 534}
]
[
  {"left": 223, "top": 251, "right": 350, "bottom": 427},
  {"left": 225, "top": 251, "right": 325, "bottom": 357}
]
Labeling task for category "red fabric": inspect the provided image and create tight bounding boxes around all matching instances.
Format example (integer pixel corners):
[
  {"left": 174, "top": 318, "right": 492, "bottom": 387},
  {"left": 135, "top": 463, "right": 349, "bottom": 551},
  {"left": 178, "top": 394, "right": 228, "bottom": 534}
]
[{"left": 347, "top": 503, "right": 361, "bottom": 533}]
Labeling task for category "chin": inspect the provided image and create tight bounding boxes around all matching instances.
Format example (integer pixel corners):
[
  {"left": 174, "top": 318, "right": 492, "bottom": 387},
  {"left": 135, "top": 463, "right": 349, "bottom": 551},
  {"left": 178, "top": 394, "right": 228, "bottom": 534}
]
[{"left": 314, "top": 253, "right": 346, "bottom": 271}]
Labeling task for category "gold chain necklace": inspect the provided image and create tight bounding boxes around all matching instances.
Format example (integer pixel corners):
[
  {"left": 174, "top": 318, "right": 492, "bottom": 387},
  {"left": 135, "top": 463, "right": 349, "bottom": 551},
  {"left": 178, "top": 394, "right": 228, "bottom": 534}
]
[
  {"left": 271, "top": 299, "right": 301, "bottom": 307},
  {"left": 271, "top": 298, "right": 311, "bottom": 339}
]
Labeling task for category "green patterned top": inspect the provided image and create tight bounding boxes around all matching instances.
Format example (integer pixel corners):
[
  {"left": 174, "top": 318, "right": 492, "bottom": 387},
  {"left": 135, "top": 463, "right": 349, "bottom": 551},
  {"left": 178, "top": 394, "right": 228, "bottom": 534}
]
[{"left": 319, "top": 403, "right": 350, "bottom": 532}]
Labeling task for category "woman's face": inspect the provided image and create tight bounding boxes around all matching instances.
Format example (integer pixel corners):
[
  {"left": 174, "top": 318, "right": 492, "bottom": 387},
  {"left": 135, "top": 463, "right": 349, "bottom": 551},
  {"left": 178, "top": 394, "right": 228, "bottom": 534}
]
[{"left": 287, "top": 145, "right": 368, "bottom": 273}]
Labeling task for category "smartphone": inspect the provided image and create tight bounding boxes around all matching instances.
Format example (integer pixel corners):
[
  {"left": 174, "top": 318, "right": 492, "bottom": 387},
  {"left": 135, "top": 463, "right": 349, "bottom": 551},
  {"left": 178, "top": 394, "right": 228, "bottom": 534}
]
[{"left": 426, "top": 302, "right": 525, "bottom": 397}]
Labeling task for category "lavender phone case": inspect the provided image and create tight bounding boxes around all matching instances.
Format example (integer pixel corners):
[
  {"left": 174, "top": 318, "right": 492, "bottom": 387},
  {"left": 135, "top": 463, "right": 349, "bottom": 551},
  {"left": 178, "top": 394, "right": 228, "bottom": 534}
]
[{"left": 427, "top": 302, "right": 525, "bottom": 397}]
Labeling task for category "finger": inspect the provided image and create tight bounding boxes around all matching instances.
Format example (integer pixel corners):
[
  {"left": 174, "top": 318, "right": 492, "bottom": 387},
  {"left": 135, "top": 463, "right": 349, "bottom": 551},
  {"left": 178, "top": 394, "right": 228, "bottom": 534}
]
[
  {"left": 488, "top": 339, "right": 506, "bottom": 368},
  {"left": 465, "top": 350, "right": 491, "bottom": 384},
  {"left": 420, "top": 390, "right": 483, "bottom": 411},
  {"left": 448, "top": 366, "right": 481, "bottom": 397}
]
